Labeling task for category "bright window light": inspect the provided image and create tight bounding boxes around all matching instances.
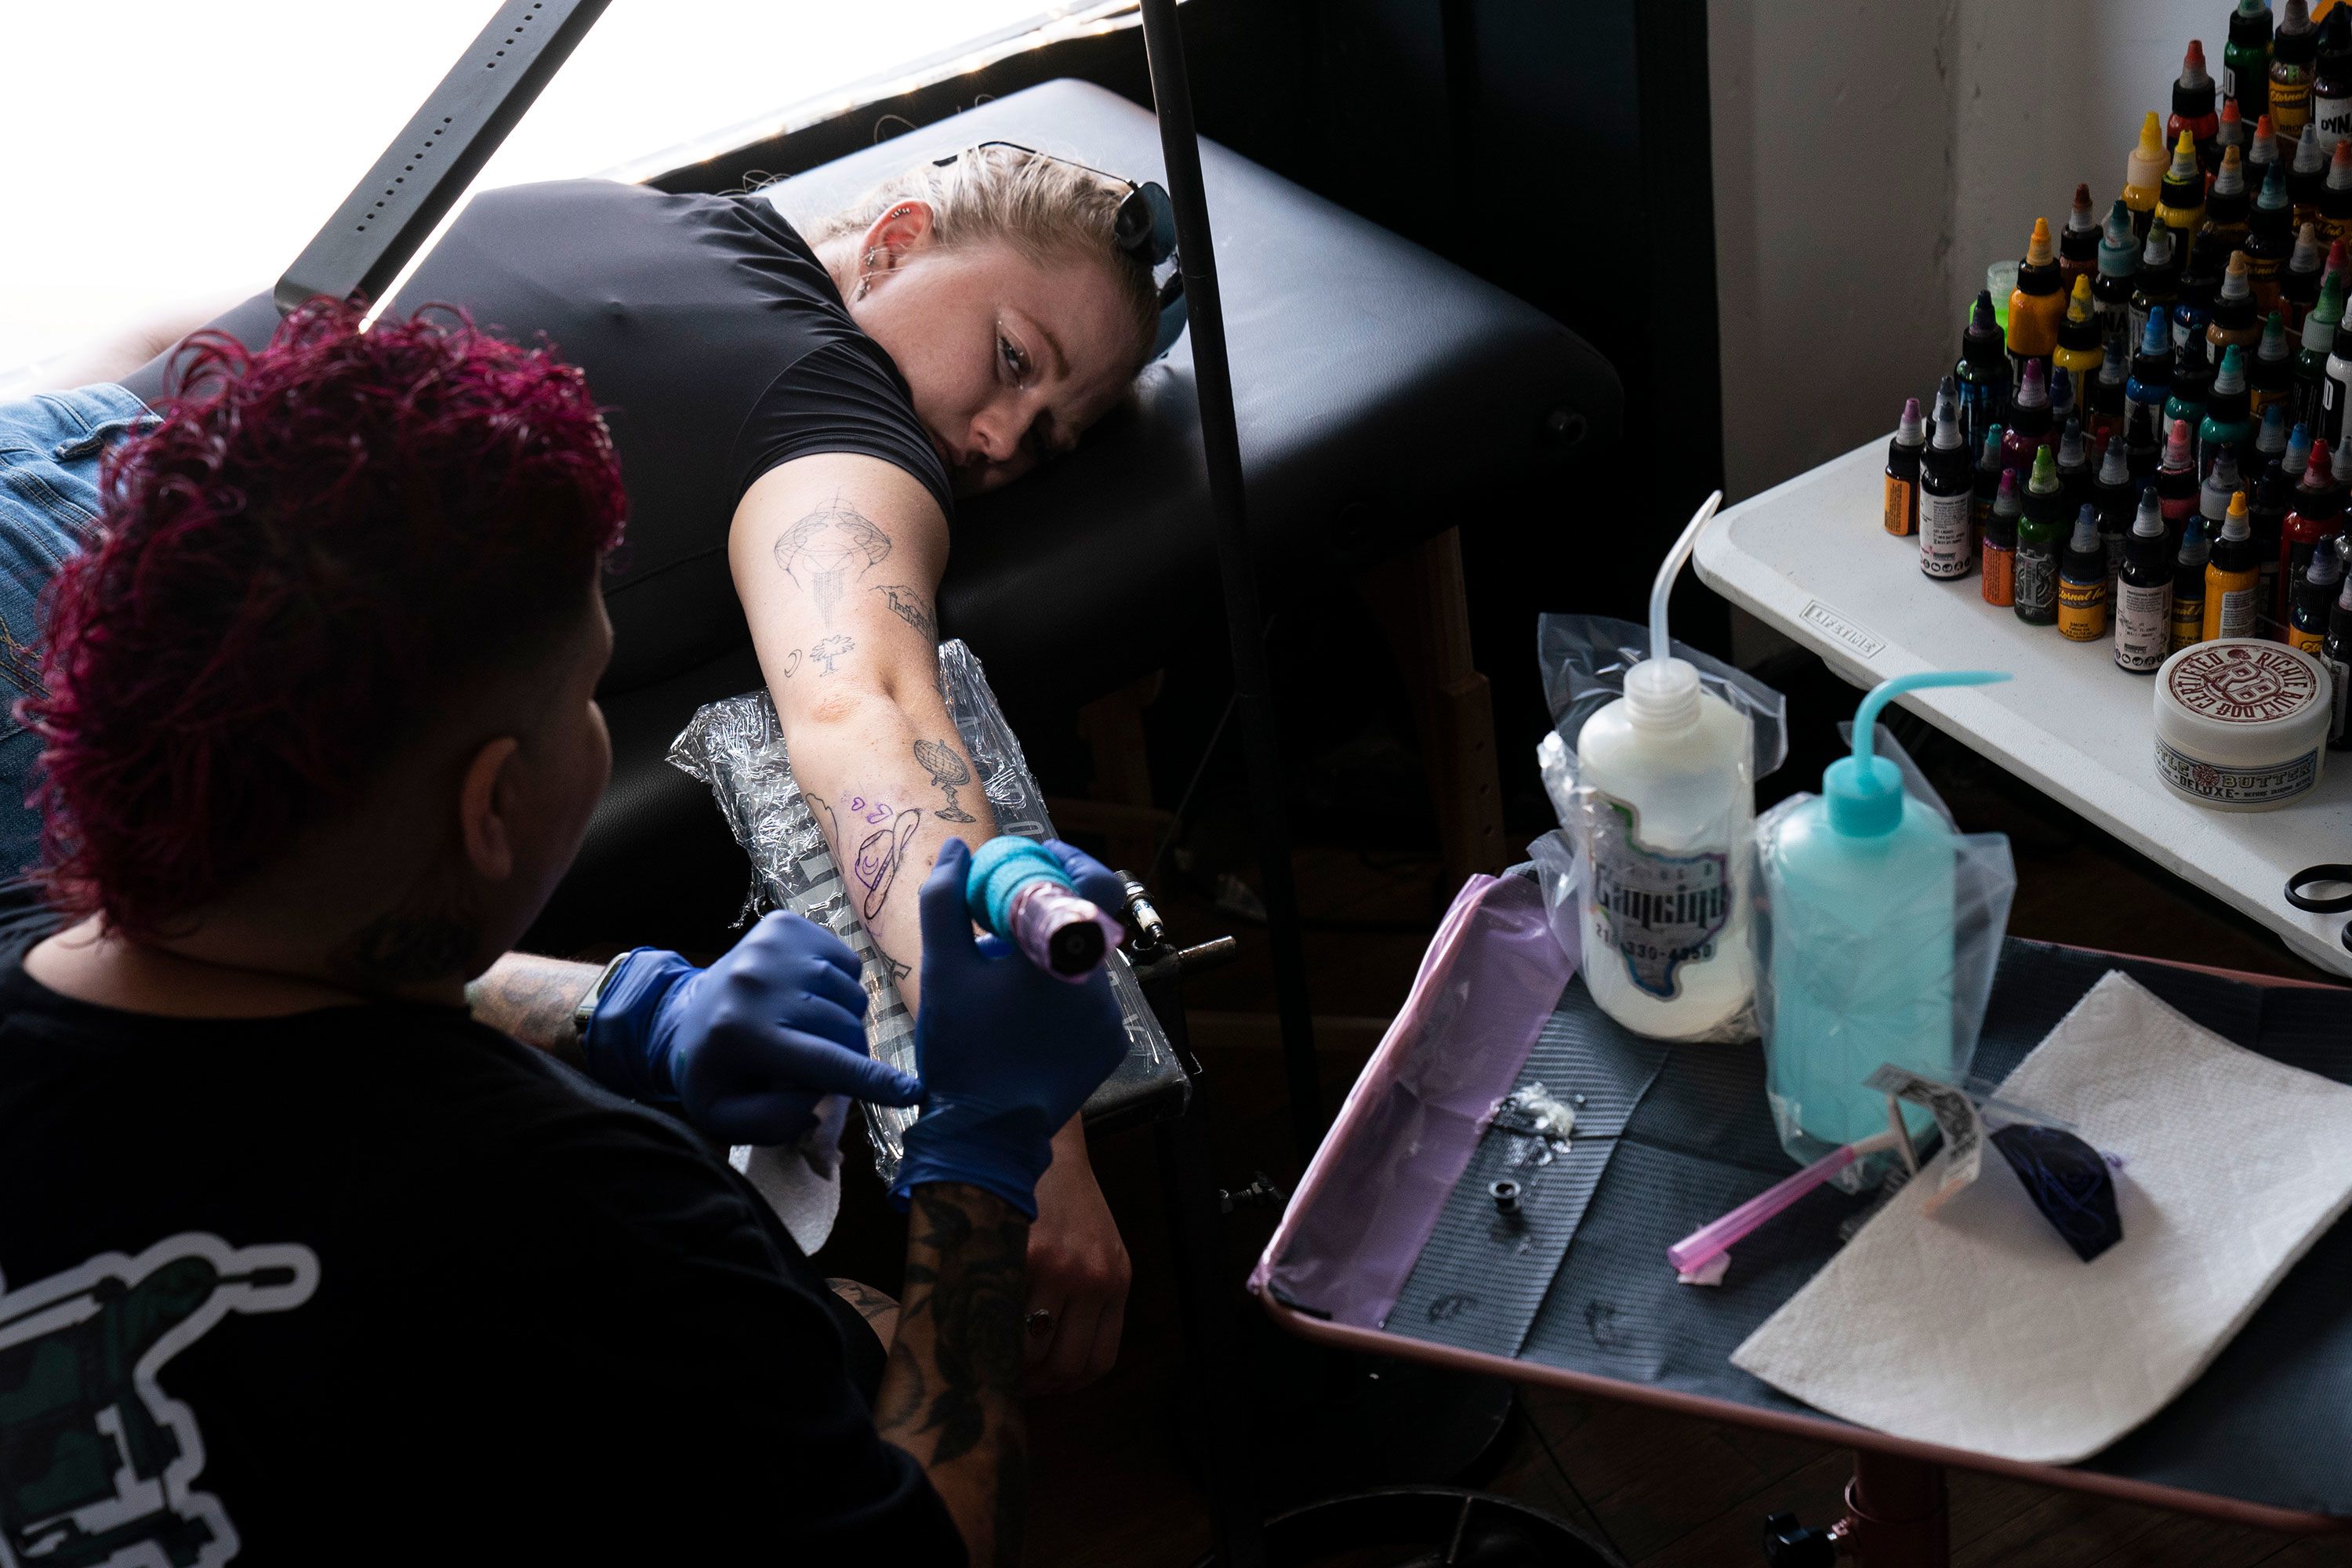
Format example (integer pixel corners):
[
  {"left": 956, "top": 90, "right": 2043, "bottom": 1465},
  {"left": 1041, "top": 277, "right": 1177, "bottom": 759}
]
[{"left": 0, "top": 2, "right": 1099, "bottom": 380}]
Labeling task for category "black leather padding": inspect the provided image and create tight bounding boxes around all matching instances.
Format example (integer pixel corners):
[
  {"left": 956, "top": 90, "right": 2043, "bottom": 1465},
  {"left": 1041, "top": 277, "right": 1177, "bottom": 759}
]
[{"left": 532, "top": 78, "right": 1621, "bottom": 955}]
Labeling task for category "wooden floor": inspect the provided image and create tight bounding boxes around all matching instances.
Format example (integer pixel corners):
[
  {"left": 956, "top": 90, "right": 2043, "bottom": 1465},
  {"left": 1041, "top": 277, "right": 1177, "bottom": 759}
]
[{"left": 814, "top": 701, "right": 2352, "bottom": 1566}]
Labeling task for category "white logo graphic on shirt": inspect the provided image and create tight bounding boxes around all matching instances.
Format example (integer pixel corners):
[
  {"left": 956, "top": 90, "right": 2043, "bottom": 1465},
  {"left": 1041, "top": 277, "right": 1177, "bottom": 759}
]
[{"left": 0, "top": 1233, "right": 319, "bottom": 1568}]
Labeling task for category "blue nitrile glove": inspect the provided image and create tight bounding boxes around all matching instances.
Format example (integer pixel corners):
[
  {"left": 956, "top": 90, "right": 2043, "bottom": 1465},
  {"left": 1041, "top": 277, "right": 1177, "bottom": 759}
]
[
  {"left": 889, "top": 838, "right": 1131, "bottom": 1219},
  {"left": 1040, "top": 838, "right": 1129, "bottom": 924},
  {"left": 580, "top": 911, "right": 921, "bottom": 1145}
]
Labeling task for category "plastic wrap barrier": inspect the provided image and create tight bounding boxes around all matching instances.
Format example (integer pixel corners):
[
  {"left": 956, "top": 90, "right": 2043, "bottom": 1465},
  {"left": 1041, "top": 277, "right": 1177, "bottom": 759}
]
[
  {"left": 1537, "top": 613, "right": 1790, "bottom": 1044},
  {"left": 668, "top": 638, "right": 1174, "bottom": 1180},
  {"left": 1751, "top": 723, "right": 2017, "bottom": 1167},
  {"left": 1248, "top": 873, "right": 1575, "bottom": 1327}
]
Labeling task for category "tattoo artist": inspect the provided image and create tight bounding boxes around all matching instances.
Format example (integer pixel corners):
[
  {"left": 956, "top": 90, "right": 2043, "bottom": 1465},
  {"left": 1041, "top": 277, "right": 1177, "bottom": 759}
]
[
  {"left": 0, "top": 310, "right": 1130, "bottom": 1561},
  {"left": 33, "top": 146, "right": 1172, "bottom": 1388}
]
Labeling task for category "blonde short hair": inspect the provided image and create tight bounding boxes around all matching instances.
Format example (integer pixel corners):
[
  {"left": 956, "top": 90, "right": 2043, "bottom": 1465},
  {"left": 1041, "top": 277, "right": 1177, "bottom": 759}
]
[{"left": 798, "top": 143, "right": 1162, "bottom": 373}]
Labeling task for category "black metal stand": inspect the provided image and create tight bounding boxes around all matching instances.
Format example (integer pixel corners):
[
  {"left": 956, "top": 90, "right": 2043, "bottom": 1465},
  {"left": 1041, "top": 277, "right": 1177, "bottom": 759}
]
[
  {"left": 1136, "top": 0, "right": 1323, "bottom": 1159},
  {"left": 275, "top": 0, "right": 608, "bottom": 314}
]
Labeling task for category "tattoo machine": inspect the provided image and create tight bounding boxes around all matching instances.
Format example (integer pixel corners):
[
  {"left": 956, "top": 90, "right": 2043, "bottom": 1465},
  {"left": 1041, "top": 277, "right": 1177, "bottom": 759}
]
[{"left": 965, "top": 837, "right": 1125, "bottom": 982}]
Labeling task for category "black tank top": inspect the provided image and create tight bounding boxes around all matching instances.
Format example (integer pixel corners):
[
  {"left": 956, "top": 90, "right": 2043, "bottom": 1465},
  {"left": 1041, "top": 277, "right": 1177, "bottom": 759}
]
[{"left": 126, "top": 180, "right": 953, "bottom": 694}]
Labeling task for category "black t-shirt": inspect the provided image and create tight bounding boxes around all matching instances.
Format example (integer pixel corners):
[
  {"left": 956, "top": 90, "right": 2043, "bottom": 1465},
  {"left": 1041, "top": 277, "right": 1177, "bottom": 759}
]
[
  {"left": 125, "top": 180, "right": 955, "bottom": 694},
  {"left": 0, "top": 950, "right": 964, "bottom": 1564}
]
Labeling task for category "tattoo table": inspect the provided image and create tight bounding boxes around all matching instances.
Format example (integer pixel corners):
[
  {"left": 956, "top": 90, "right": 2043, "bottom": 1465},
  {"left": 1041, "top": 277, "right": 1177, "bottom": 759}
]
[
  {"left": 1251, "top": 872, "right": 2352, "bottom": 1566},
  {"left": 1690, "top": 438, "right": 2352, "bottom": 980}
]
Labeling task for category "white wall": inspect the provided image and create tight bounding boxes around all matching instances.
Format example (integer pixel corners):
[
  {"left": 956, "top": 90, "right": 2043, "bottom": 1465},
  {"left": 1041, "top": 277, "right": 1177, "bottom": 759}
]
[{"left": 1708, "top": 0, "right": 2213, "bottom": 505}]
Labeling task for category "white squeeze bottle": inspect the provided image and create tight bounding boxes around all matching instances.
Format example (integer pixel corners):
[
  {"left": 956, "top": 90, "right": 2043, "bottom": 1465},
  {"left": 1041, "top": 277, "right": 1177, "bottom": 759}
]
[{"left": 1575, "top": 492, "right": 1755, "bottom": 1040}]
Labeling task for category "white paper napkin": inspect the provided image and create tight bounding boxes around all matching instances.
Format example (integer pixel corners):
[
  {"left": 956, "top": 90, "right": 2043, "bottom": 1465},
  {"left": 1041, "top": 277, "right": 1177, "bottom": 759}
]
[{"left": 1731, "top": 970, "right": 2352, "bottom": 1464}]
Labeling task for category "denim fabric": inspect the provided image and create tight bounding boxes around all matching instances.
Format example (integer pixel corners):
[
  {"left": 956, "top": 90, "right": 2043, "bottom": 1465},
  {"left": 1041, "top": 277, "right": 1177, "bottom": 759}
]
[{"left": 0, "top": 383, "right": 154, "bottom": 918}]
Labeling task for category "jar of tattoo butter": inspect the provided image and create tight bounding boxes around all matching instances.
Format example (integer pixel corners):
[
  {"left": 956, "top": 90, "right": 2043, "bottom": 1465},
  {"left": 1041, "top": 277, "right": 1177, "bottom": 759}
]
[{"left": 2152, "top": 641, "right": 2331, "bottom": 811}]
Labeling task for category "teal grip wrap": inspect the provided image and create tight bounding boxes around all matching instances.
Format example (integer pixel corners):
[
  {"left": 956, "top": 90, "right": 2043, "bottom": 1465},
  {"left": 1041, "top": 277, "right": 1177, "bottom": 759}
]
[{"left": 964, "top": 836, "right": 1073, "bottom": 937}]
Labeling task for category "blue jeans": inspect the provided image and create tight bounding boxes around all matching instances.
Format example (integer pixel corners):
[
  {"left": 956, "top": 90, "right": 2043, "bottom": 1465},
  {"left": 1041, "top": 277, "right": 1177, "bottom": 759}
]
[{"left": 0, "top": 384, "right": 154, "bottom": 923}]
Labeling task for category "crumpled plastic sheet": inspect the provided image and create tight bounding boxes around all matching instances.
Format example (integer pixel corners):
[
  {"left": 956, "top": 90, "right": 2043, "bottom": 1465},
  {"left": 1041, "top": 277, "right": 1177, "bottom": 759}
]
[
  {"left": 668, "top": 637, "right": 1172, "bottom": 1180},
  {"left": 1248, "top": 872, "right": 1575, "bottom": 1327},
  {"left": 1750, "top": 722, "right": 2016, "bottom": 1169},
  {"left": 1536, "top": 614, "right": 1789, "bottom": 1045}
]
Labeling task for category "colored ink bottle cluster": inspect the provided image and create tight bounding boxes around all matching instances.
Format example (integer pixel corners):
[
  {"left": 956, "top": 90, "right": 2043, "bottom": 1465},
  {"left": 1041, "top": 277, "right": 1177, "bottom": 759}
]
[{"left": 1879, "top": 0, "right": 2352, "bottom": 753}]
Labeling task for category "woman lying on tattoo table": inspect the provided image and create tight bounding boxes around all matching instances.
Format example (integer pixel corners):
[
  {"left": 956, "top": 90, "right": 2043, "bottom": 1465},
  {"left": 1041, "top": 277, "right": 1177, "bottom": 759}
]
[
  {"left": 0, "top": 313, "right": 1127, "bottom": 1563},
  {"left": 8, "top": 145, "right": 1171, "bottom": 1389}
]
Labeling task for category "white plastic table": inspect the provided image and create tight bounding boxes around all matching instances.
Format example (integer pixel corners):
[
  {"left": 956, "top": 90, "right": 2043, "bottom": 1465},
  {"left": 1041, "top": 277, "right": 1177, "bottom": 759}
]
[{"left": 1693, "top": 438, "right": 2352, "bottom": 978}]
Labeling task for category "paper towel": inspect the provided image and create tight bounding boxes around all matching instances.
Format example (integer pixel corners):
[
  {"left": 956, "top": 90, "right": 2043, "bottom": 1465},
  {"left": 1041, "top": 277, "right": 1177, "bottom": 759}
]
[{"left": 1730, "top": 970, "right": 2352, "bottom": 1465}]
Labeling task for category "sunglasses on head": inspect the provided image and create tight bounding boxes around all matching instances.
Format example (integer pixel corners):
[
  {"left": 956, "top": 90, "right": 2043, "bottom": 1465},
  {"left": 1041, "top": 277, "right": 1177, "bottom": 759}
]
[{"left": 934, "top": 141, "right": 1188, "bottom": 359}]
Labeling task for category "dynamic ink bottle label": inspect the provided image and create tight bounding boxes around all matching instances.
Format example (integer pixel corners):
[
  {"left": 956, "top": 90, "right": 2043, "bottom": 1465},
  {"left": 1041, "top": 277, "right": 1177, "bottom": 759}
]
[
  {"left": 1919, "top": 490, "right": 1973, "bottom": 579},
  {"left": 2115, "top": 581, "right": 2172, "bottom": 670},
  {"left": 1585, "top": 795, "right": 1730, "bottom": 1001},
  {"left": 2015, "top": 546, "right": 2059, "bottom": 619},
  {"left": 1883, "top": 474, "right": 1917, "bottom": 535},
  {"left": 2215, "top": 584, "right": 2260, "bottom": 638}
]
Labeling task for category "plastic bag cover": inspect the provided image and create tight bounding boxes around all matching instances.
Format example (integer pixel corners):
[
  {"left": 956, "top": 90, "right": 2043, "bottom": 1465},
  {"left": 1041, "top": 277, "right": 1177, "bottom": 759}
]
[
  {"left": 1751, "top": 724, "right": 2017, "bottom": 1163},
  {"left": 1249, "top": 873, "right": 1574, "bottom": 1327},
  {"left": 668, "top": 638, "right": 1176, "bottom": 1179},
  {"left": 1537, "top": 612, "right": 1790, "bottom": 779}
]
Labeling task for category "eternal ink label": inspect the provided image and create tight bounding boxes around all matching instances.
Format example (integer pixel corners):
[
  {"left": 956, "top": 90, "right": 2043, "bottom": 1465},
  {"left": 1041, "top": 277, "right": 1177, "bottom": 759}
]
[
  {"left": 2170, "top": 591, "right": 2206, "bottom": 649},
  {"left": 1919, "top": 490, "right": 1973, "bottom": 578},
  {"left": 1586, "top": 793, "right": 1730, "bottom": 1002},
  {"left": 2056, "top": 578, "right": 2107, "bottom": 640},
  {"left": 1883, "top": 474, "right": 1917, "bottom": 535},
  {"left": 2115, "top": 581, "right": 2172, "bottom": 670},
  {"left": 2291, "top": 623, "right": 2328, "bottom": 654},
  {"left": 2216, "top": 584, "right": 2260, "bottom": 638}
]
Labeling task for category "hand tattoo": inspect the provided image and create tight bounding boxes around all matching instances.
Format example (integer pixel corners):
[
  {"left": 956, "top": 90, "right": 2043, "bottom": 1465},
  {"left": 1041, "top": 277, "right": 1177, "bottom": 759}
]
[
  {"left": 913, "top": 738, "right": 978, "bottom": 822},
  {"left": 810, "top": 634, "right": 855, "bottom": 674},
  {"left": 772, "top": 493, "right": 893, "bottom": 624},
  {"left": 853, "top": 808, "right": 924, "bottom": 921},
  {"left": 872, "top": 583, "right": 938, "bottom": 640}
]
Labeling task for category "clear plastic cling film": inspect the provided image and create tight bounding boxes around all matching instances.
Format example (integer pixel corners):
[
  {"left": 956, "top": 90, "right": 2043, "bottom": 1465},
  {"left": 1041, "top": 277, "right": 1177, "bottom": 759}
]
[
  {"left": 1750, "top": 721, "right": 2017, "bottom": 1169},
  {"left": 668, "top": 638, "right": 1174, "bottom": 1180},
  {"left": 1533, "top": 614, "right": 1789, "bottom": 1044}
]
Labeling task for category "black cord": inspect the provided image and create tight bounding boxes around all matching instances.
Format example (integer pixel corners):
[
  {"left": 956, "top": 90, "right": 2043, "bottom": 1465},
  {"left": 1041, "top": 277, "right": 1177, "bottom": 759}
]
[
  {"left": 1143, "top": 689, "right": 1238, "bottom": 889},
  {"left": 1523, "top": 1404, "right": 1632, "bottom": 1566}
]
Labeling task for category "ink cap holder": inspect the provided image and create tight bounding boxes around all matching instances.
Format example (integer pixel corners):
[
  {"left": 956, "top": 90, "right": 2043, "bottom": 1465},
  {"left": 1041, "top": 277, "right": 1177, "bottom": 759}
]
[{"left": 964, "top": 836, "right": 1125, "bottom": 982}]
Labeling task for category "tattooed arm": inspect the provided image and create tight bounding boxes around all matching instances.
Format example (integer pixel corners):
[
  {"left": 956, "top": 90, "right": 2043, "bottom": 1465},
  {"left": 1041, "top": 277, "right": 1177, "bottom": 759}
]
[
  {"left": 732, "top": 452, "right": 1132, "bottom": 1392},
  {"left": 875, "top": 1183, "right": 1030, "bottom": 1565},
  {"left": 729, "top": 452, "right": 983, "bottom": 1012},
  {"left": 466, "top": 951, "right": 597, "bottom": 1065}
]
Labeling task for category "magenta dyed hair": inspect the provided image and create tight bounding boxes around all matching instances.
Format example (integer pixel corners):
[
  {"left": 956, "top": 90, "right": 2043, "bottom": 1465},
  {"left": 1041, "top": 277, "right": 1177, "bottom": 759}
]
[{"left": 24, "top": 299, "right": 626, "bottom": 938}]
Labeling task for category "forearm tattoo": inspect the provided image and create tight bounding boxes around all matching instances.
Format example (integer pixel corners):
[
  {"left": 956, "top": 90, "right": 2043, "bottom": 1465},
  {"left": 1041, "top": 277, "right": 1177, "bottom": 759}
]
[
  {"left": 773, "top": 494, "right": 892, "bottom": 625},
  {"left": 464, "top": 952, "right": 599, "bottom": 1059},
  {"left": 810, "top": 634, "right": 855, "bottom": 674},
  {"left": 872, "top": 583, "right": 938, "bottom": 640},
  {"left": 879, "top": 1184, "right": 1029, "bottom": 1565},
  {"left": 913, "top": 738, "right": 978, "bottom": 822}
]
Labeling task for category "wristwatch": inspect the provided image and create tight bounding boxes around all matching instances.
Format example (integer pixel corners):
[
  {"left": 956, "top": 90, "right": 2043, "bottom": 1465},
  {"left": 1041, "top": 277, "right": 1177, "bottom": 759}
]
[{"left": 572, "top": 951, "right": 636, "bottom": 1047}]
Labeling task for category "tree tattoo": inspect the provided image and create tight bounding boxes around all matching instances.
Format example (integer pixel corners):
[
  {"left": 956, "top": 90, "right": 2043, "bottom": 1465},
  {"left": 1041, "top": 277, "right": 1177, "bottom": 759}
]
[
  {"left": 854, "top": 808, "right": 924, "bottom": 921},
  {"left": 914, "top": 738, "right": 978, "bottom": 822},
  {"left": 810, "top": 634, "right": 855, "bottom": 674},
  {"left": 772, "top": 495, "right": 893, "bottom": 624},
  {"left": 872, "top": 583, "right": 938, "bottom": 639}
]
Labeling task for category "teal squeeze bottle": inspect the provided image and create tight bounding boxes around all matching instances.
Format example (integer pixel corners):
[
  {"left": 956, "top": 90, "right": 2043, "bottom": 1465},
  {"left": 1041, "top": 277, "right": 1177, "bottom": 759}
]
[{"left": 1759, "top": 670, "right": 2012, "bottom": 1163}]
